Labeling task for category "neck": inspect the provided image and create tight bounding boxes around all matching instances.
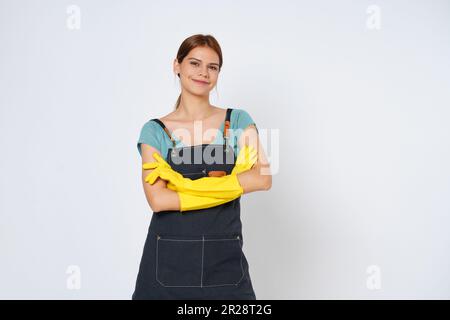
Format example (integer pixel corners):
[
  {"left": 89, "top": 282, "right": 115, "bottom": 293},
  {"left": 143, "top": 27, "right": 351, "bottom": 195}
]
[{"left": 175, "top": 91, "right": 214, "bottom": 121}]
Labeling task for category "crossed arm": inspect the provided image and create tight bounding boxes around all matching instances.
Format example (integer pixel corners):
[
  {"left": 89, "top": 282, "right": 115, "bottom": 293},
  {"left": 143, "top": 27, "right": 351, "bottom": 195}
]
[{"left": 141, "top": 125, "right": 272, "bottom": 213}]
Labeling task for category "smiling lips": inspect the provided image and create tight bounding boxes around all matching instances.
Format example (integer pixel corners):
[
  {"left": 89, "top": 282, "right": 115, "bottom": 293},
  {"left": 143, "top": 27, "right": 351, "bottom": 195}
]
[{"left": 192, "top": 79, "right": 210, "bottom": 85}]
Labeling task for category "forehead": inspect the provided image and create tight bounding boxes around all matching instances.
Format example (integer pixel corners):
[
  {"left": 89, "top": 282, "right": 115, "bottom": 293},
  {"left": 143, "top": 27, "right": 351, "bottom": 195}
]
[{"left": 187, "top": 46, "right": 220, "bottom": 64}]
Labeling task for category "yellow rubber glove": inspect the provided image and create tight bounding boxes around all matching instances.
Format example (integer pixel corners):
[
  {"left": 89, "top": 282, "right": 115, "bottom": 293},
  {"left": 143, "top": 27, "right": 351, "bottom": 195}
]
[
  {"left": 143, "top": 157, "right": 238, "bottom": 212},
  {"left": 231, "top": 145, "right": 258, "bottom": 175},
  {"left": 176, "top": 192, "right": 240, "bottom": 212},
  {"left": 143, "top": 145, "right": 258, "bottom": 199},
  {"left": 143, "top": 145, "right": 257, "bottom": 181},
  {"left": 145, "top": 162, "right": 243, "bottom": 199},
  {"left": 142, "top": 153, "right": 172, "bottom": 172}
]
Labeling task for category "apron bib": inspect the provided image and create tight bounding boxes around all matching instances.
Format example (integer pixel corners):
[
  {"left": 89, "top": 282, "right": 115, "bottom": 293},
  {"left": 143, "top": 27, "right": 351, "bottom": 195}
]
[{"left": 132, "top": 108, "right": 256, "bottom": 300}]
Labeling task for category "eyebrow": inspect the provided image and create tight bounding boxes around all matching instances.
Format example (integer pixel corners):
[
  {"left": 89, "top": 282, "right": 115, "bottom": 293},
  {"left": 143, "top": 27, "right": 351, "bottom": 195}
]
[{"left": 188, "top": 57, "right": 220, "bottom": 67}]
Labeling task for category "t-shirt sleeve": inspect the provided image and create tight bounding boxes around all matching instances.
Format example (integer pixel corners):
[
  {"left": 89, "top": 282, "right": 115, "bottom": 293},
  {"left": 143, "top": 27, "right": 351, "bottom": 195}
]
[
  {"left": 234, "top": 108, "right": 259, "bottom": 134},
  {"left": 231, "top": 109, "right": 259, "bottom": 155},
  {"left": 137, "top": 120, "right": 162, "bottom": 157}
]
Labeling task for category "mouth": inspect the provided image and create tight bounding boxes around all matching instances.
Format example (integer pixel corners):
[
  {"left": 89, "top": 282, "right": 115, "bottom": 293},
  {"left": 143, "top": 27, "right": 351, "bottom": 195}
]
[{"left": 192, "top": 79, "right": 210, "bottom": 85}]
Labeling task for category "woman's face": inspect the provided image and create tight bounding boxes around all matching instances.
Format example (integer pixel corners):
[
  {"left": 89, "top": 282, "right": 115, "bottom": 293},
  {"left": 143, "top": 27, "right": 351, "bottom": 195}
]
[{"left": 173, "top": 46, "right": 220, "bottom": 96}]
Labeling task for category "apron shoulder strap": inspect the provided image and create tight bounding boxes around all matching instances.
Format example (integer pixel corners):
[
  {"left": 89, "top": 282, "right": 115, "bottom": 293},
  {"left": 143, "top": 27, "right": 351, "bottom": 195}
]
[
  {"left": 223, "top": 108, "right": 233, "bottom": 147},
  {"left": 150, "top": 118, "right": 177, "bottom": 148},
  {"left": 223, "top": 108, "right": 233, "bottom": 138}
]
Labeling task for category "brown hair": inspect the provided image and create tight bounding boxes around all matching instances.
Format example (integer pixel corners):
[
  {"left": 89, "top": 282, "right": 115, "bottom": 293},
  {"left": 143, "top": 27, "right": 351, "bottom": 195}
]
[{"left": 173, "top": 34, "right": 223, "bottom": 110}]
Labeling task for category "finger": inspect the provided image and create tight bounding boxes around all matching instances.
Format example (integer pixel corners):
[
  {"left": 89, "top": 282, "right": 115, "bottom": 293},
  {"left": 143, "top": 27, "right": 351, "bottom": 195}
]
[
  {"left": 152, "top": 152, "right": 171, "bottom": 168},
  {"left": 142, "top": 162, "right": 159, "bottom": 170},
  {"left": 144, "top": 172, "right": 156, "bottom": 184},
  {"left": 236, "top": 150, "right": 257, "bottom": 165},
  {"left": 248, "top": 152, "right": 258, "bottom": 164},
  {"left": 246, "top": 146, "right": 257, "bottom": 158},
  {"left": 167, "top": 182, "right": 177, "bottom": 191},
  {"left": 239, "top": 145, "right": 256, "bottom": 157},
  {"left": 244, "top": 151, "right": 257, "bottom": 164},
  {"left": 144, "top": 169, "right": 161, "bottom": 184},
  {"left": 159, "top": 170, "right": 183, "bottom": 184}
]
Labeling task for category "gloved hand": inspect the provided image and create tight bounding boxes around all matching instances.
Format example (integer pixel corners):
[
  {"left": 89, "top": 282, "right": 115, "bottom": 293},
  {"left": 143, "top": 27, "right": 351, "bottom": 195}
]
[
  {"left": 143, "top": 156, "right": 239, "bottom": 211},
  {"left": 144, "top": 157, "right": 244, "bottom": 199},
  {"left": 143, "top": 145, "right": 257, "bottom": 182},
  {"left": 142, "top": 145, "right": 258, "bottom": 200},
  {"left": 231, "top": 145, "right": 258, "bottom": 175},
  {"left": 176, "top": 191, "right": 240, "bottom": 212},
  {"left": 168, "top": 145, "right": 257, "bottom": 198},
  {"left": 142, "top": 153, "right": 172, "bottom": 172}
]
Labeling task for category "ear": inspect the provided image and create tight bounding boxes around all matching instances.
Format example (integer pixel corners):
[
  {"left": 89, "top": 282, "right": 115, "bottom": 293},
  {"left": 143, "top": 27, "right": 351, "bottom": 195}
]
[{"left": 173, "top": 58, "right": 180, "bottom": 75}]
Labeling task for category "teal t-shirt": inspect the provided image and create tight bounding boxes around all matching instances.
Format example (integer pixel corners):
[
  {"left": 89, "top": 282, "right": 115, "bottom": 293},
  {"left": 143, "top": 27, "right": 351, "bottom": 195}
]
[{"left": 137, "top": 108, "right": 258, "bottom": 160}]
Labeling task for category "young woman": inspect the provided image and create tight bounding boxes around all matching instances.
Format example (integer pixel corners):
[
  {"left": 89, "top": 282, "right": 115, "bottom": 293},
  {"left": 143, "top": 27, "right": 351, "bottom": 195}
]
[{"left": 132, "top": 34, "right": 272, "bottom": 300}]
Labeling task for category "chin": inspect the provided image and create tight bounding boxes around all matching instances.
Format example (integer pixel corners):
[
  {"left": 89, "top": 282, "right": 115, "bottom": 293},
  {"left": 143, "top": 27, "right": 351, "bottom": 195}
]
[
  {"left": 190, "top": 91, "right": 210, "bottom": 98},
  {"left": 190, "top": 87, "right": 211, "bottom": 94}
]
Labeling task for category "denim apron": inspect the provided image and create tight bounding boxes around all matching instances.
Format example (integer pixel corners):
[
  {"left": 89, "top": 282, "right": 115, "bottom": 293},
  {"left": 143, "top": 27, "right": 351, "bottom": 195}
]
[{"left": 132, "top": 108, "right": 256, "bottom": 300}]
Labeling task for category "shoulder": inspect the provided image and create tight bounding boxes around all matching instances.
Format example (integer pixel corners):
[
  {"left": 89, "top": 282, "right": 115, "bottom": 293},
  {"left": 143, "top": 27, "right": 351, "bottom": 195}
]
[
  {"left": 137, "top": 119, "right": 165, "bottom": 156},
  {"left": 140, "top": 119, "right": 162, "bottom": 134},
  {"left": 231, "top": 108, "right": 252, "bottom": 118},
  {"left": 231, "top": 108, "right": 258, "bottom": 132}
]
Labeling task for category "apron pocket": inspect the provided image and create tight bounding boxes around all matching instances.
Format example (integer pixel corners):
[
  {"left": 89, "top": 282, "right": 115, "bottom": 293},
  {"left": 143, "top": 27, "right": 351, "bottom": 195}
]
[
  {"left": 156, "top": 234, "right": 203, "bottom": 287},
  {"left": 202, "top": 234, "right": 245, "bottom": 287}
]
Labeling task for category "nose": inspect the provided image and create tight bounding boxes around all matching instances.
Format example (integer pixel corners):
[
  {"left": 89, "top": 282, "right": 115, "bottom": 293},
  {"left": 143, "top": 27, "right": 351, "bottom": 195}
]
[{"left": 199, "top": 65, "right": 209, "bottom": 77}]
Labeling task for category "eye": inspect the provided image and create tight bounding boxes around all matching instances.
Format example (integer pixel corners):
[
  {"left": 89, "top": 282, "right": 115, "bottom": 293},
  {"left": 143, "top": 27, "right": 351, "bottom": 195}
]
[
  {"left": 190, "top": 61, "right": 199, "bottom": 66},
  {"left": 209, "top": 66, "right": 218, "bottom": 71}
]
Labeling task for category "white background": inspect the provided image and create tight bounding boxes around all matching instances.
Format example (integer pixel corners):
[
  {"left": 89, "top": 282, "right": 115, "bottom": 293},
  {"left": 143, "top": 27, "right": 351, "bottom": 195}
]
[{"left": 1, "top": 0, "right": 449, "bottom": 299}]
